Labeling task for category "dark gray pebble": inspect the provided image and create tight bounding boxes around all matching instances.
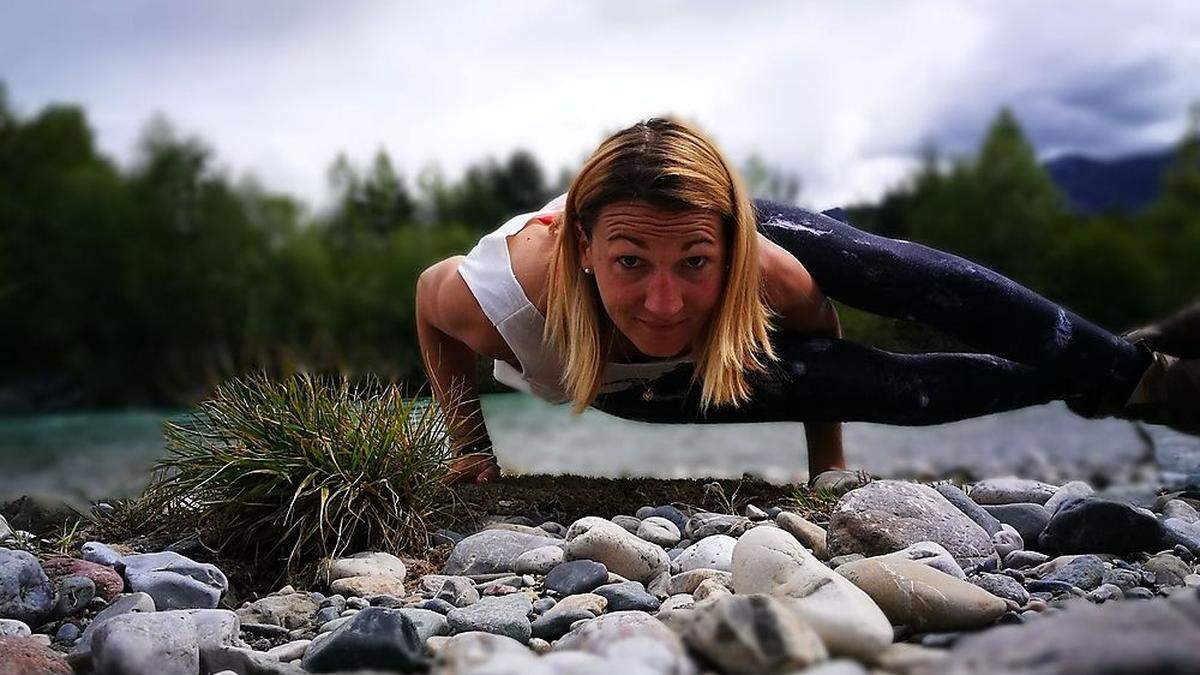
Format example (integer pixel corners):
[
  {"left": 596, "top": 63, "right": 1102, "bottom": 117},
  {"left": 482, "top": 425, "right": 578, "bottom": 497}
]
[
  {"left": 531, "top": 608, "right": 594, "bottom": 641},
  {"left": 302, "top": 607, "right": 425, "bottom": 673},
  {"left": 544, "top": 560, "right": 608, "bottom": 596},
  {"left": 593, "top": 581, "right": 661, "bottom": 612}
]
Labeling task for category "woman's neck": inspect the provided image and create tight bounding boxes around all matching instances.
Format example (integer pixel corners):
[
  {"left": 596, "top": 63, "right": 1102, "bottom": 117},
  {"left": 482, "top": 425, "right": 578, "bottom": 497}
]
[{"left": 602, "top": 321, "right": 689, "bottom": 364}]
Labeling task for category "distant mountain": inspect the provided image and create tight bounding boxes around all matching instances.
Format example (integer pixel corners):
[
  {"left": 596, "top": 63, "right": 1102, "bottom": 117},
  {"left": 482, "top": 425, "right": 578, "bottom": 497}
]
[{"left": 1044, "top": 148, "right": 1175, "bottom": 216}]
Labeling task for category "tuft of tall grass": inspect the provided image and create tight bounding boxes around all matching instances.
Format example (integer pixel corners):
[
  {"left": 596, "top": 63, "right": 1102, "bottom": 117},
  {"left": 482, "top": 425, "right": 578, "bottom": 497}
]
[{"left": 138, "top": 372, "right": 463, "bottom": 571}]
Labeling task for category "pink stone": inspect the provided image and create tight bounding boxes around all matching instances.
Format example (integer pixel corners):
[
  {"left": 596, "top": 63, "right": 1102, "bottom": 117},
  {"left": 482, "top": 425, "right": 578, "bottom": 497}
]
[{"left": 40, "top": 556, "right": 125, "bottom": 601}]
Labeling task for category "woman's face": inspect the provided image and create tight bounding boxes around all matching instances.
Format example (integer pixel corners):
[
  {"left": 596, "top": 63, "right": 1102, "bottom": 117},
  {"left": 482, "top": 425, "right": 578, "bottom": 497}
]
[{"left": 578, "top": 200, "right": 727, "bottom": 359}]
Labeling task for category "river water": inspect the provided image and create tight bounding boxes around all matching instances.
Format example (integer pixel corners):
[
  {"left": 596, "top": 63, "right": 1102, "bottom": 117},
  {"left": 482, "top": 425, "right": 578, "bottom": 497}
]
[{"left": 1, "top": 396, "right": 1197, "bottom": 508}]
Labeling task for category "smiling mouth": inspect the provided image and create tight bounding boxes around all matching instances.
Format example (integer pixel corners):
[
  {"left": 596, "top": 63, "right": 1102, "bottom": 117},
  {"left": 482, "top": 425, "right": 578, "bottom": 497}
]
[{"left": 641, "top": 318, "right": 685, "bottom": 330}]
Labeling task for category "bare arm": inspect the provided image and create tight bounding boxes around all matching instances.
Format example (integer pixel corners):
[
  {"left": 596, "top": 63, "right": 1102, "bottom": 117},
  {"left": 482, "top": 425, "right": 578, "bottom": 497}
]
[
  {"left": 415, "top": 258, "right": 492, "bottom": 457},
  {"left": 760, "top": 234, "right": 846, "bottom": 476}
]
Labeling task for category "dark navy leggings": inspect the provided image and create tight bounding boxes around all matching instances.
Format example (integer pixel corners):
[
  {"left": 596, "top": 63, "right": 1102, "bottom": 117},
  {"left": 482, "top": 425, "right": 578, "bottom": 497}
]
[{"left": 590, "top": 199, "right": 1153, "bottom": 425}]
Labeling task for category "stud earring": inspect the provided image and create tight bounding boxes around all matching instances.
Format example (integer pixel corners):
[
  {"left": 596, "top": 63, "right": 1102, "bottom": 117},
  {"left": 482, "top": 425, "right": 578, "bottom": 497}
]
[{"left": 583, "top": 267, "right": 592, "bottom": 275}]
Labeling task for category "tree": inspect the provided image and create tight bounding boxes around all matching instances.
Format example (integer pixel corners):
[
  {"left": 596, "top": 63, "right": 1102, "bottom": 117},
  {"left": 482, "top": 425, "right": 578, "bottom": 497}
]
[{"left": 740, "top": 153, "right": 801, "bottom": 204}]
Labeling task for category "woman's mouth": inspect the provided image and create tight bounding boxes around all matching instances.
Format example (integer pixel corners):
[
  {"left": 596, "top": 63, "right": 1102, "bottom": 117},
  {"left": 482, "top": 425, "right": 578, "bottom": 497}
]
[{"left": 640, "top": 318, "right": 685, "bottom": 330}]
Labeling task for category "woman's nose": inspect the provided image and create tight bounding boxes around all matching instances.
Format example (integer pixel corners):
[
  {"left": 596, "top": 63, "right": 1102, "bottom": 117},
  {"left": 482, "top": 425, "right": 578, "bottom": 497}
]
[{"left": 644, "top": 270, "right": 684, "bottom": 317}]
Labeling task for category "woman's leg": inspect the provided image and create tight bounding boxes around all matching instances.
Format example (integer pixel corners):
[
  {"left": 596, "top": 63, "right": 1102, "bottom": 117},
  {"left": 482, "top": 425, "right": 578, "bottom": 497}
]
[
  {"left": 591, "top": 330, "right": 1073, "bottom": 426},
  {"left": 752, "top": 200, "right": 1152, "bottom": 396}
]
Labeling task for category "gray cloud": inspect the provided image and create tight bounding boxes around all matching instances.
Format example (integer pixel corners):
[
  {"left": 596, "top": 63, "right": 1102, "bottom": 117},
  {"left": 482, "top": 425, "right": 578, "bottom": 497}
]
[{"left": 2, "top": 1, "right": 1197, "bottom": 211}]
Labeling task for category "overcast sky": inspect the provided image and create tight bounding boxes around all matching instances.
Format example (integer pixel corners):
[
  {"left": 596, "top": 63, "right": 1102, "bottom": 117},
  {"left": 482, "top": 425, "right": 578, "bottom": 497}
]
[{"left": 3, "top": 1, "right": 1198, "bottom": 212}]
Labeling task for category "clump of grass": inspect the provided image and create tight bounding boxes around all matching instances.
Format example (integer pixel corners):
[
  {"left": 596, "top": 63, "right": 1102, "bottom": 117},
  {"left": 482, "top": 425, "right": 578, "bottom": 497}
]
[
  {"left": 788, "top": 485, "right": 842, "bottom": 524},
  {"left": 138, "top": 372, "right": 464, "bottom": 572}
]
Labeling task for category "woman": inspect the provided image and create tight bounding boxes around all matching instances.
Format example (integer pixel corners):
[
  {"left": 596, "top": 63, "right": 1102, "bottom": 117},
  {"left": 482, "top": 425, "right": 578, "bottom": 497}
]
[{"left": 416, "top": 117, "right": 1199, "bottom": 486}]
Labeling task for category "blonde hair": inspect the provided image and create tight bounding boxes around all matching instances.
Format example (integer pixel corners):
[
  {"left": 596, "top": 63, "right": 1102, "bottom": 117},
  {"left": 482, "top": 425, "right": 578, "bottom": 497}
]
[{"left": 544, "top": 116, "right": 779, "bottom": 414}]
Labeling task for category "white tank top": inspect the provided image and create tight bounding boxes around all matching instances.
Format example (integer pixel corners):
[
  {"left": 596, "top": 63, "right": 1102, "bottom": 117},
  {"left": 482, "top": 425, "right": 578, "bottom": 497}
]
[{"left": 455, "top": 192, "right": 694, "bottom": 405}]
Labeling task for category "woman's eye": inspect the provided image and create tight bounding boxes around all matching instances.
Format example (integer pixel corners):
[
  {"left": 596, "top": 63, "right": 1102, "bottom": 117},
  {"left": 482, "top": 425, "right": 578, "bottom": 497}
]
[
  {"left": 617, "top": 256, "right": 639, "bottom": 269},
  {"left": 684, "top": 257, "right": 708, "bottom": 269}
]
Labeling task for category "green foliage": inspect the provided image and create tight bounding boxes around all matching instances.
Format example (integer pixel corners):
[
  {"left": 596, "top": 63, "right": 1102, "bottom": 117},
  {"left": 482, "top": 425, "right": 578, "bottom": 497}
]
[
  {"left": 847, "top": 106, "right": 1200, "bottom": 345},
  {"left": 1, "top": 82, "right": 1197, "bottom": 404},
  {"left": 139, "top": 372, "right": 460, "bottom": 570}
]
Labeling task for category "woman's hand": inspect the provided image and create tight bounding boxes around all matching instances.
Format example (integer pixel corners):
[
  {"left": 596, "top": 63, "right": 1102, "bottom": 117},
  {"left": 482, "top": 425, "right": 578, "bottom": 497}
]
[{"left": 441, "top": 450, "right": 501, "bottom": 486}]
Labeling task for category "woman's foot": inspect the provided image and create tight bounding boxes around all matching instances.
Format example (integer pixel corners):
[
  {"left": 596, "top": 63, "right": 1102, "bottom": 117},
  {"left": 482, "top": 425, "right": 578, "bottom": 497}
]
[
  {"left": 1066, "top": 345, "right": 1200, "bottom": 435},
  {"left": 1122, "top": 299, "right": 1200, "bottom": 359},
  {"left": 442, "top": 452, "right": 501, "bottom": 486},
  {"left": 1116, "top": 350, "right": 1200, "bottom": 434},
  {"left": 808, "top": 468, "right": 872, "bottom": 497}
]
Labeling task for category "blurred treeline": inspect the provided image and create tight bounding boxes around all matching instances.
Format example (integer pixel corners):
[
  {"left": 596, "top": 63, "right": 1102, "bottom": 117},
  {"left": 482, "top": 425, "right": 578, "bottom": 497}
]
[
  {"left": 1, "top": 82, "right": 1197, "bottom": 409},
  {"left": 0, "top": 84, "right": 573, "bottom": 407},
  {"left": 840, "top": 107, "right": 1200, "bottom": 353}
]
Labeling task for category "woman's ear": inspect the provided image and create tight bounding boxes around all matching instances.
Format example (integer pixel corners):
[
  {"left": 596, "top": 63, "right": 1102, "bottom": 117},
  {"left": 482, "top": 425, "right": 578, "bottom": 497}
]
[{"left": 576, "top": 224, "right": 593, "bottom": 271}]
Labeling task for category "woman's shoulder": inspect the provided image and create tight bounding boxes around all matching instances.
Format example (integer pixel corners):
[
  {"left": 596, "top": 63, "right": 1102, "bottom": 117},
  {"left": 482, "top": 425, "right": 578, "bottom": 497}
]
[{"left": 506, "top": 216, "right": 559, "bottom": 316}]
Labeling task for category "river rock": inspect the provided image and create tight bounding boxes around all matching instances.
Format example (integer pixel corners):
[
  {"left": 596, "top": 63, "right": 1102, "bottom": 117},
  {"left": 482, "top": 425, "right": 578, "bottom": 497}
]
[
  {"left": 1088, "top": 583, "right": 1124, "bottom": 603},
  {"left": 732, "top": 525, "right": 892, "bottom": 660},
  {"left": 673, "top": 534, "right": 736, "bottom": 573},
  {"left": 803, "top": 660, "right": 870, "bottom": 675},
  {"left": 513, "top": 546, "right": 564, "bottom": 575},
  {"left": 90, "top": 610, "right": 234, "bottom": 675},
  {"left": 991, "top": 526, "right": 1024, "bottom": 561},
  {"left": 827, "top": 480, "right": 995, "bottom": 566},
  {"left": 1039, "top": 498, "right": 1165, "bottom": 554},
  {"left": 637, "top": 517, "right": 681, "bottom": 548},
  {"left": 1004, "top": 550, "right": 1049, "bottom": 569},
  {"left": 435, "top": 631, "right": 531, "bottom": 671},
  {"left": 594, "top": 581, "right": 661, "bottom": 612},
  {"left": 776, "top": 512, "right": 829, "bottom": 558},
  {"left": 927, "top": 592, "right": 1200, "bottom": 674},
  {"left": 544, "top": 592, "right": 606, "bottom": 618},
  {"left": 970, "top": 573, "right": 1030, "bottom": 606},
  {"left": 0, "top": 548, "right": 54, "bottom": 626},
  {"left": 640, "top": 506, "right": 688, "bottom": 533},
  {"left": 1162, "top": 499, "right": 1199, "bottom": 523},
  {"left": 554, "top": 611, "right": 696, "bottom": 675},
  {"left": 327, "top": 551, "right": 406, "bottom": 583},
  {"left": 120, "top": 551, "right": 227, "bottom": 610},
  {"left": 545, "top": 560, "right": 608, "bottom": 596},
  {"left": 395, "top": 607, "right": 449, "bottom": 643},
  {"left": 74, "top": 592, "right": 156, "bottom": 656},
  {"left": 1040, "top": 555, "right": 1106, "bottom": 591},
  {"left": 0, "top": 636, "right": 72, "bottom": 675},
  {"left": 565, "top": 517, "right": 670, "bottom": 582},
  {"left": 443, "top": 529, "right": 564, "bottom": 576},
  {"left": 838, "top": 557, "right": 1008, "bottom": 631},
  {"left": 935, "top": 483, "right": 1003, "bottom": 536},
  {"left": 684, "top": 513, "right": 751, "bottom": 539},
  {"left": 328, "top": 575, "right": 405, "bottom": 597},
  {"left": 418, "top": 575, "right": 479, "bottom": 607},
  {"left": 675, "top": 594, "right": 828, "bottom": 673},
  {"left": 40, "top": 556, "right": 123, "bottom": 602},
  {"left": 982, "top": 503, "right": 1051, "bottom": 545},
  {"left": 204, "top": 645, "right": 307, "bottom": 675},
  {"left": 657, "top": 593, "right": 696, "bottom": 619},
  {"left": 0, "top": 619, "right": 29, "bottom": 637},
  {"left": 531, "top": 607, "right": 593, "bottom": 641},
  {"left": 1043, "top": 481, "right": 1095, "bottom": 514},
  {"left": 53, "top": 576, "right": 94, "bottom": 618},
  {"left": 611, "top": 515, "right": 642, "bottom": 534},
  {"left": 968, "top": 478, "right": 1057, "bottom": 505},
  {"left": 692, "top": 577, "right": 732, "bottom": 605},
  {"left": 1144, "top": 553, "right": 1191, "bottom": 587},
  {"left": 446, "top": 593, "right": 532, "bottom": 642},
  {"left": 301, "top": 606, "right": 425, "bottom": 672},
  {"left": 80, "top": 542, "right": 123, "bottom": 568},
  {"left": 880, "top": 541, "right": 965, "bottom": 579},
  {"left": 667, "top": 569, "right": 732, "bottom": 595},
  {"left": 237, "top": 592, "right": 319, "bottom": 629},
  {"left": 1163, "top": 518, "right": 1200, "bottom": 554}
]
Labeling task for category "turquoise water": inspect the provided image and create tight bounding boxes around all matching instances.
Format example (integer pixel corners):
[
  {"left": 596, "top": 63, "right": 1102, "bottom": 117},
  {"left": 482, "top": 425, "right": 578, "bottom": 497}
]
[{"left": 1, "top": 395, "right": 1197, "bottom": 507}]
